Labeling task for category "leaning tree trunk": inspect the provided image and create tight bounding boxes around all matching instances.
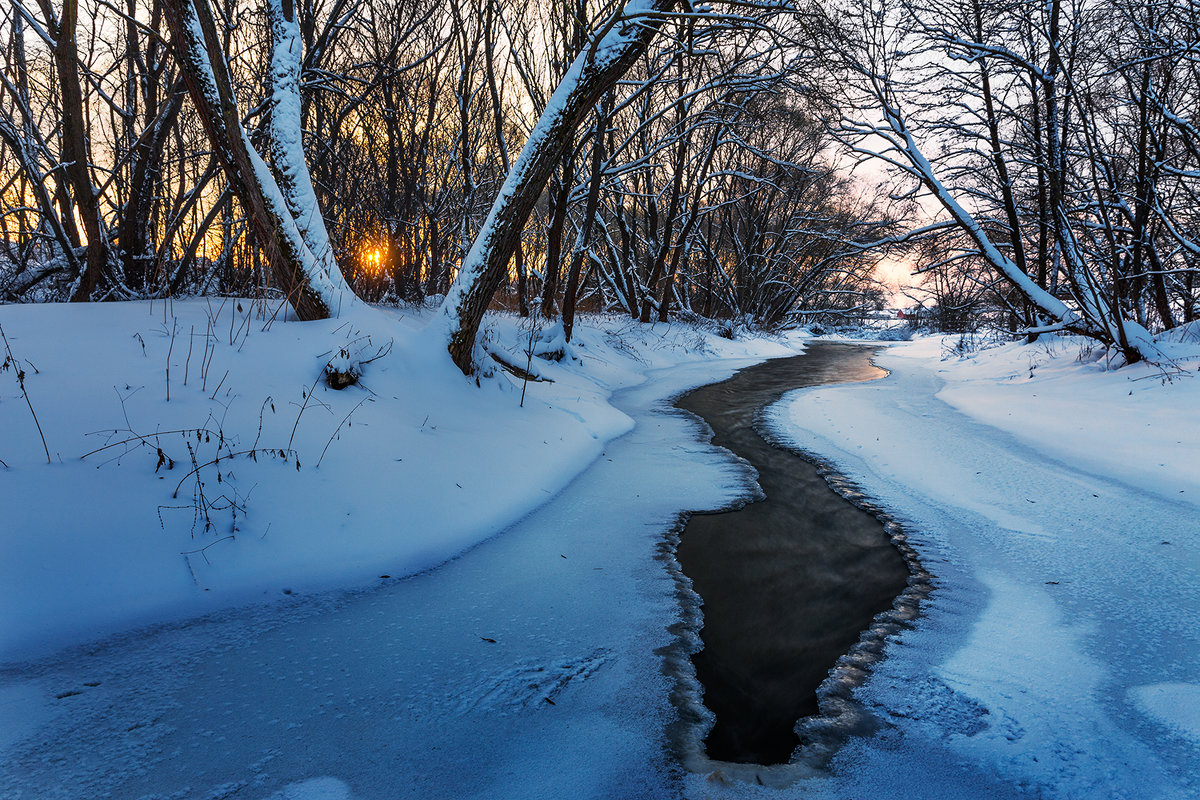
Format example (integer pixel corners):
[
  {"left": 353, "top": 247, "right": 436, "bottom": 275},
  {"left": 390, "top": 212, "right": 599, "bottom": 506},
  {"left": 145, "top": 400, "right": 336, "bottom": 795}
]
[
  {"left": 160, "top": 0, "right": 353, "bottom": 320},
  {"left": 264, "top": 0, "right": 352, "bottom": 308},
  {"left": 439, "top": 0, "right": 678, "bottom": 375}
]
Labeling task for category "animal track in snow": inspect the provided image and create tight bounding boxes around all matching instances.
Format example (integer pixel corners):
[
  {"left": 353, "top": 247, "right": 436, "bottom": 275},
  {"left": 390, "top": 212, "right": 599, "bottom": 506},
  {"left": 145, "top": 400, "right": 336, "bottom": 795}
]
[{"left": 456, "top": 648, "right": 611, "bottom": 715}]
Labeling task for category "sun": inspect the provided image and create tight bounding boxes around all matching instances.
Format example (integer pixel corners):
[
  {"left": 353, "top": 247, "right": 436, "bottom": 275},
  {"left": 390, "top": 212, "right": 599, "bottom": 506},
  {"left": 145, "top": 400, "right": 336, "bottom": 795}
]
[{"left": 360, "top": 244, "right": 386, "bottom": 277}]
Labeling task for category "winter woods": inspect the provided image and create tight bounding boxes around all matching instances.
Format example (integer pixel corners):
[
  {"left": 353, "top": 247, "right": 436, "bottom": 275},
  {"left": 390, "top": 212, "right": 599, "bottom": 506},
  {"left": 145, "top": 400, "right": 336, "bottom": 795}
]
[
  {"left": 3, "top": 0, "right": 1198, "bottom": 368},
  {"left": 826, "top": 0, "right": 1200, "bottom": 361}
]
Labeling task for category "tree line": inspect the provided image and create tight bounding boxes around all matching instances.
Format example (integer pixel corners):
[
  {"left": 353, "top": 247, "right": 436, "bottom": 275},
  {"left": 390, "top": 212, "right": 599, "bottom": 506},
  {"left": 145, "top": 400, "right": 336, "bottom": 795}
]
[
  {"left": 828, "top": 0, "right": 1200, "bottom": 361},
  {"left": 3, "top": 0, "right": 1197, "bottom": 370},
  {"left": 1, "top": 0, "right": 889, "bottom": 360}
]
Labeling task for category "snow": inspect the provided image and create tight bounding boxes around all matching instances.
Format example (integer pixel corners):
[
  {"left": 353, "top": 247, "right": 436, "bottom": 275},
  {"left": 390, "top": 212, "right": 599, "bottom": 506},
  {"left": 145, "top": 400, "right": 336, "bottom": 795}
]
[
  {"left": 757, "top": 334, "right": 1200, "bottom": 799},
  {"left": 3, "top": 306, "right": 1198, "bottom": 798},
  {"left": 914, "top": 334, "right": 1200, "bottom": 504},
  {"left": 1129, "top": 684, "right": 1200, "bottom": 745},
  {"left": 174, "top": 0, "right": 354, "bottom": 317},
  {"left": 438, "top": 0, "right": 669, "bottom": 350},
  {"left": 862, "top": 87, "right": 1165, "bottom": 361},
  {"left": 0, "top": 681, "right": 57, "bottom": 753},
  {"left": 0, "top": 300, "right": 797, "bottom": 661},
  {"left": 0, "top": 300, "right": 790, "bottom": 799},
  {"left": 265, "top": 0, "right": 353, "bottom": 308},
  {"left": 264, "top": 777, "right": 355, "bottom": 800}
]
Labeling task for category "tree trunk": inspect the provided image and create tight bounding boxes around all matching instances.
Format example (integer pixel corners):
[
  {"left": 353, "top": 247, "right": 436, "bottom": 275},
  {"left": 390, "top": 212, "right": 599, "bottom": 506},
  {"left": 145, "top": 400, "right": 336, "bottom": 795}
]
[
  {"left": 160, "top": 0, "right": 353, "bottom": 319},
  {"left": 562, "top": 107, "right": 608, "bottom": 341},
  {"left": 40, "top": 0, "right": 110, "bottom": 301},
  {"left": 541, "top": 163, "right": 572, "bottom": 317},
  {"left": 440, "top": 0, "right": 678, "bottom": 374}
]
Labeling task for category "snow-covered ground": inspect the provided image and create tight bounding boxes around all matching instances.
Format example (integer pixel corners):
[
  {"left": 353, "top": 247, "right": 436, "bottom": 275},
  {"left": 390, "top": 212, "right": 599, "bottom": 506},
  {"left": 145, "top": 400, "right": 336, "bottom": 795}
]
[
  {"left": 0, "top": 300, "right": 798, "bottom": 661},
  {"left": 2, "top": 303, "right": 1198, "bottom": 799},
  {"left": 0, "top": 300, "right": 794, "bottom": 799}
]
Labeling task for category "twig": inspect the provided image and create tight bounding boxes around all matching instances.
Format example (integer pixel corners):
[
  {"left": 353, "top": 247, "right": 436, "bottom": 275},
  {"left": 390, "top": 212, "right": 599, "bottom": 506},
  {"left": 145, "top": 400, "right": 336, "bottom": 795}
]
[
  {"left": 201, "top": 317, "right": 214, "bottom": 391},
  {"left": 237, "top": 307, "right": 254, "bottom": 350},
  {"left": 180, "top": 535, "right": 235, "bottom": 565},
  {"left": 522, "top": 311, "right": 541, "bottom": 408},
  {"left": 0, "top": 323, "right": 51, "bottom": 463},
  {"left": 261, "top": 296, "right": 289, "bottom": 333},
  {"left": 209, "top": 370, "right": 229, "bottom": 400},
  {"left": 288, "top": 374, "right": 323, "bottom": 451},
  {"left": 252, "top": 396, "right": 274, "bottom": 451},
  {"left": 316, "top": 396, "right": 373, "bottom": 467},
  {"left": 165, "top": 319, "right": 177, "bottom": 401},
  {"left": 1129, "top": 367, "right": 1192, "bottom": 382},
  {"left": 358, "top": 339, "right": 393, "bottom": 366},
  {"left": 79, "top": 426, "right": 220, "bottom": 459},
  {"left": 173, "top": 446, "right": 299, "bottom": 499},
  {"left": 113, "top": 385, "right": 134, "bottom": 429},
  {"left": 233, "top": 302, "right": 255, "bottom": 350},
  {"left": 183, "top": 325, "right": 194, "bottom": 386},
  {"left": 182, "top": 441, "right": 210, "bottom": 532}
]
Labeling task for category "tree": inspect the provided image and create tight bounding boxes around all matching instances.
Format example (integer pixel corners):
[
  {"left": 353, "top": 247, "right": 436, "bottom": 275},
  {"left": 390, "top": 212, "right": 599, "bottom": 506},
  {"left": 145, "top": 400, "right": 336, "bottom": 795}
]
[
  {"left": 6, "top": 0, "right": 113, "bottom": 299},
  {"left": 437, "top": 0, "right": 679, "bottom": 374},
  {"left": 160, "top": 0, "right": 356, "bottom": 319},
  {"left": 825, "top": 0, "right": 1177, "bottom": 363},
  {"left": 0, "top": 4, "right": 84, "bottom": 296},
  {"left": 1, "top": 0, "right": 906, "bottom": 371}
]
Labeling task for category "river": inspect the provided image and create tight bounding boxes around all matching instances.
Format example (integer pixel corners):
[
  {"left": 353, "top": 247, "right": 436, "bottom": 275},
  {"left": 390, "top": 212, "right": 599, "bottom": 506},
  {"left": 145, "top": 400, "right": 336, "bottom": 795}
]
[{"left": 675, "top": 342, "right": 917, "bottom": 765}]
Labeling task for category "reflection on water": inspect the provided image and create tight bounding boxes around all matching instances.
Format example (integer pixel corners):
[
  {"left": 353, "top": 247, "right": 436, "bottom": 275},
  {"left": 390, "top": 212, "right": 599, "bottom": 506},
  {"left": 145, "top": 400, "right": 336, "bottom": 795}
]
[{"left": 675, "top": 343, "right": 911, "bottom": 765}]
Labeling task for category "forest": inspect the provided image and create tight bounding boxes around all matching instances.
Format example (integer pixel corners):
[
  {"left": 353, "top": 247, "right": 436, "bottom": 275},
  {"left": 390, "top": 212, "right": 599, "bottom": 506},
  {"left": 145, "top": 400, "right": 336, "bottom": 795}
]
[{"left": 3, "top": 0, "right": 1197, "bottom": 367}]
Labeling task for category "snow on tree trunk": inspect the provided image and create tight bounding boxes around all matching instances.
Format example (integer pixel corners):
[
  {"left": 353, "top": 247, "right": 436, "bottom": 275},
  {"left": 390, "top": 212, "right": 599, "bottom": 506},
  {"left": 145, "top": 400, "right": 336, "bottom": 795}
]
[
  {"left": 161, "top": 0, "right": 353, "bottom": 320},
  {"left": 438, "top": 0, "right": 678, "bottom": 375},
  {"left": 834, "top": 0, "right": 1167, "bottom": 365},
  {"left": 875, "top": 97, "right": 1163, "bottom": 364},
  {"left": 265, "top": 0, "right": 354, "bottom": 309}
]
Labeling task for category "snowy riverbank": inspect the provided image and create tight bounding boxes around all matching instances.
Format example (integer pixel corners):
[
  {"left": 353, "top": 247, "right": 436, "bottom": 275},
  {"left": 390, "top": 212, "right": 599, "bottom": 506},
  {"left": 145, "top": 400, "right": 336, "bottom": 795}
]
[
  {"left": 749, "top": 333, "right": 1200, "bottom": 799},
  {"left": 3, "top": 304, "right": 1198, "bottom": 799},
  {"left": 0, "top": 300, "right": 800, "bottom": 661}
]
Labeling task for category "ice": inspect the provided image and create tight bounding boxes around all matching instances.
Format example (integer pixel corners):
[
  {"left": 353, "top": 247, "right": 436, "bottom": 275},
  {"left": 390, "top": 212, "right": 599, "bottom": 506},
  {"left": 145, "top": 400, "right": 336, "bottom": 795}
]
[
  {"left": 0, "top": 300, "right": 797, "bottom": 798},
  {"left": 262, "top": 777, "right": 355, "bottom": 800},
  {"left": 1129, "top": 683, "right": 1200, "bottom": 744},
  {"left": 758, "top": 334, "right": 1200, "bottom": 798},
  {"left": 0, "top": 301, "right": 798, "bottom": 661}
]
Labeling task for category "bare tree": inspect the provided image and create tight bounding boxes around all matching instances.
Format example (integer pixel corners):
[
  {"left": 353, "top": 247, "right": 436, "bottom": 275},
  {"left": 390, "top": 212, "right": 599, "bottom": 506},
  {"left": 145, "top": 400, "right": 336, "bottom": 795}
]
[
  {"left": 824, "top": 0, "right": 1185, "bottom": 361},
  {"left": 438, "top": 0, "right": 679, "bottom": 374},
  {"left": 160, "top": 0, "right": 355, "bottom": 319}
]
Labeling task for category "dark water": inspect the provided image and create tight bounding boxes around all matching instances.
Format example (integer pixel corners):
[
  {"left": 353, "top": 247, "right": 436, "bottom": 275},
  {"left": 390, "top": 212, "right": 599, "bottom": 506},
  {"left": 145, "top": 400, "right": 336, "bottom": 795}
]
[{"left": 675, "top": 343, "right": 911, "bottom": 765}]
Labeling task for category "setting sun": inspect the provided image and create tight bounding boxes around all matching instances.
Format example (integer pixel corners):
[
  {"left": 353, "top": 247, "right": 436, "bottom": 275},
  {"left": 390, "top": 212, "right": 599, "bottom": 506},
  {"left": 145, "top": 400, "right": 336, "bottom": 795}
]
[{"left": 359, "top": 244, "right": 387, "bottom": 278}]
